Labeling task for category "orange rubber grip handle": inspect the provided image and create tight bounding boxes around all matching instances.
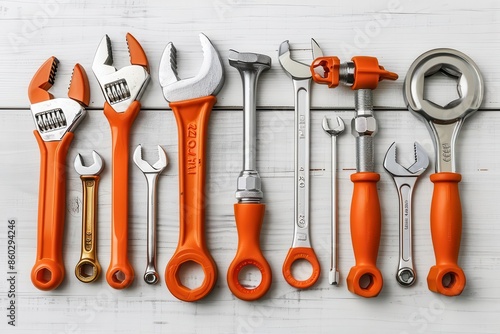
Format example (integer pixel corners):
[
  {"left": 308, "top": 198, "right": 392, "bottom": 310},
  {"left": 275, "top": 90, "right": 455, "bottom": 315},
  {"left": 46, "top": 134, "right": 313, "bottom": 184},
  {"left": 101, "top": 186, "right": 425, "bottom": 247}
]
[
  {"left": 103, "top": 101, "right": 141, "bottom": 289},
  {"left": 227, "top": 203, "right": 271, "bottom": 301},
  {"left": 346, "top": 172, "right": 383, "bottom": 298},
  {"left": 282, "top": 247, "right": 320, "bottom": 289},
  {"left": 165, "top": 95, "right": 218, "bottom": 302},
  {"left": 427, "top": 172, "right": 466, "bottom": 296},
  {"left": 31, "top": 131, "right": 73, "bottom": 290}
]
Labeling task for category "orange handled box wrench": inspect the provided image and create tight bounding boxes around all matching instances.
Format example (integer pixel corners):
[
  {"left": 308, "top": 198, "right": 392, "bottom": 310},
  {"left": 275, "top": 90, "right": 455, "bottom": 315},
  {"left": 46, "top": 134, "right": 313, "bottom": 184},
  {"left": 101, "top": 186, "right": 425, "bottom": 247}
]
[
  {"left": 227, "top": 50, "right": 272, "bottom": 300},
  {"left": 92, "top": 33, "right": 150, "bottom": 289},
  {"left": 159, "top": 33, "right": 225, "bottom": 301},
  {"left": 311, "top": 55, "right": 397, "bottom": 297},
  {"left": 28, "top": 57, "right": 90, "bottom": 290},
  {"left": 404, "top": 49, "right": 484, "bottom": 296}
]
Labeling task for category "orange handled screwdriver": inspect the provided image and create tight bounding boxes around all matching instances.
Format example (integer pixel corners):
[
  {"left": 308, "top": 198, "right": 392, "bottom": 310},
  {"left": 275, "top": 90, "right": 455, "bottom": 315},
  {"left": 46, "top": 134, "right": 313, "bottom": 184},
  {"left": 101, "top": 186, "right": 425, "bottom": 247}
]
[
  {"left": 92, "top": 33, "right": 150, "bottom": 289},
  {"left": 28, "top": 57, "right": 89, "bottom": 290},
  {"left": 404, "top": 49, "right": 484, "bottom": 296},
  {"left": 159, "top": 33, "right": 225, "bottom": 302},
  {"left": 227, "top": 49, "right": 272, "bottom": 301},
  {"left": 311, "top": 56, "right": 397, "bottom": 297}
]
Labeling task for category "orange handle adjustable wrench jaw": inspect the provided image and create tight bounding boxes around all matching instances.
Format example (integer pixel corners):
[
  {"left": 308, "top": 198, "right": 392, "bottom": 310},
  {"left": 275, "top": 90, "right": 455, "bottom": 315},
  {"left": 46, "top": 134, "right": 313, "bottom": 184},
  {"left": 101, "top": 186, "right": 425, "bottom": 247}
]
[
  {"left": 103, "top": 100, "right": 141, "bottom": 289},
  {"left": 346, "top": 172, "right": 383, "bottom": 298},
  {"left": 427, "top": 172, "right": 466, "bottom": 296},
  {"left": 227, "top": 203, "right": 272, "bottom": 301},
  {"left": 31, "top": 131, "right": 73, "bottom": 291},
  {"left": 165, "top": 95, "right": 218, "bottom": 302}
]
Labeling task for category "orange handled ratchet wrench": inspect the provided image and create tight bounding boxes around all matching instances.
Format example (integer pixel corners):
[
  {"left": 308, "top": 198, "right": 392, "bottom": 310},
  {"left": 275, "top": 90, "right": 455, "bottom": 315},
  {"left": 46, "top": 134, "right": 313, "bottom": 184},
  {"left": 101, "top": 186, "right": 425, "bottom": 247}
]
[
  {"left": 28, "top": 57, "right": 90, "bottom": 290},
  {"left": 227, "top": 50, "right": 272, "bottom": 300},
  {"left": 404, "top": 49, "right": 484, "bottom": 296},
  {"left": 278, "top": 39, "right": 323, "bottom": 289},
  {"left": 311, "top": 55, "right": 397, "bottom": 297},
  {"left": 159, "top": 33, "right": 225, "bottom": 301},
  {"left": 92, "top": 33, "right": 150, "bottom": 289}
]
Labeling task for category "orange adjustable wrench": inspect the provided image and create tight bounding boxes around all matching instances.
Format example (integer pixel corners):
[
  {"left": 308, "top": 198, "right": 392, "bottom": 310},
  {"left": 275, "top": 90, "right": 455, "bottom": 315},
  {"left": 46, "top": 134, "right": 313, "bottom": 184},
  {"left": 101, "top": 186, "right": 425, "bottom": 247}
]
[
  {"left": 404, "top": 49, "right": 484, "bottom": 296},
  {"left": 28, "top": 57, "right": 90, "bottom": 290},
  {"left": 227, "top": 50, "right": 272, "bottom": 300},
  {"left": 92, "top": 33, "right": 150, "bottom": 289},
  {"left": 159, "top": 33, "right": 225, "bottom": 301},
  {"left": 311, "top": 56, "right": 397, "bottom": 297}
]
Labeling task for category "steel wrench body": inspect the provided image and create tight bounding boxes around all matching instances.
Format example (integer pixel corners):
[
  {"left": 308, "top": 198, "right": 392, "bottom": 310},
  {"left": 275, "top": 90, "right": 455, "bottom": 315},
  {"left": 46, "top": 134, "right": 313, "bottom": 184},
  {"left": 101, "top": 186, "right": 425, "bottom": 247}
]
[
  {"left": 133, "top": 145, "right": 168, "bottom": 285},
  {"left": 74, "top": 151, "right": 104, "bottom": 283},
  {"left": 279, "top": 39, "right": 322, "bottom": 289},
  {"left": 384, "top": 142, "right": 428, "bottom": 287}
]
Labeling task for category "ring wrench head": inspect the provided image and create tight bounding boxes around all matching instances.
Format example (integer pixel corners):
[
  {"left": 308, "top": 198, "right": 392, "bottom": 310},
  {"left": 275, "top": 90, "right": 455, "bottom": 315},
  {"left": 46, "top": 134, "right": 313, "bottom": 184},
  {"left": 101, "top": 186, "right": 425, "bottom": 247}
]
[{"left": 404, "top": 48, "right": 484, "bottom": 124}]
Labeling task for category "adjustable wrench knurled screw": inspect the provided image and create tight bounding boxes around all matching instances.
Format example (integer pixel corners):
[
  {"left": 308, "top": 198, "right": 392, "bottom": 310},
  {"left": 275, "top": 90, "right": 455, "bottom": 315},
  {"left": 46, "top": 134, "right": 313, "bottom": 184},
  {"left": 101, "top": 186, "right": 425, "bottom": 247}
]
[
  {"left": 74, "top": 151, "right": 104, "bottom": 283},
  {"left": 133, "top": 145, "right": 168, "bottom": 285},
  {"left": 383, "top": 142, "right": 429, "bottom": 287}
]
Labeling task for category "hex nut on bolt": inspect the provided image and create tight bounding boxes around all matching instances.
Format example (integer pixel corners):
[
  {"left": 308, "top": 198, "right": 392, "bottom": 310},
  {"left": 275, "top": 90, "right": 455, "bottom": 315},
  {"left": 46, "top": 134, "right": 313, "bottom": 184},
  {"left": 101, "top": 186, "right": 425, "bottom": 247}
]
[
  {"left": 235, "top": 171, "right": 263, "bottom": 201},
  {"left": 351, "top": 116, "right": 377, "bottom": 137}
]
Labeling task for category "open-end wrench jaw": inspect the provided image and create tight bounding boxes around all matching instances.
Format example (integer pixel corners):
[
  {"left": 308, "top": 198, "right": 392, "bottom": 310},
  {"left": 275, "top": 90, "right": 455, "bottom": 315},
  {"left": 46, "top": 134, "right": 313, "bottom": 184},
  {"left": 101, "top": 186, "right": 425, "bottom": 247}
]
[
  {"left": 383, "top": 142, "right": 429, "bottom": 177},
  {"left": 159, "top": 33, "right": 225, "bottom": 102},
  {"left": 322, "top": 116, "right": 345, "bottom": 136},
  {"left": 92, "top": 33, "right": 150, "bottom": 112},
  {"left": 74, "top": 151, "right": 104, "bottom": 176},
  {"left": 133, "top": 145, "right": 168, "bottom": 173},
  {"left": 278, "top": 39, "right": 323, "bottom": 79}
]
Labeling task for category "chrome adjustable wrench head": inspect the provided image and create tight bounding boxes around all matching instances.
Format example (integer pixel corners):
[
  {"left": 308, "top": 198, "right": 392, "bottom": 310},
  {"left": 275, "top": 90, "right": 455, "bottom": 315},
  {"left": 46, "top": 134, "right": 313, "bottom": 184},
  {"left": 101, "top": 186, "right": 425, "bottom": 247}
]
[
  {"left": 278, "top": 39, "right": 323, "bottom": 79},
  {"left": 133, "top": 145, "right": 168, "bottom": 173},
  {"left": 383, "top": 142, "right": 429, "bottom": 177},
  {"left": 159, "top": 33, "right": 225, "bottom": 102},
  {"left": 404, "top": 48, "right": 484, "bottom": 172},
  {"left": 92, "top": 33, "right": 150, "bottom": 112},
  {"left": 74, "top": 151, "right": 104, "bottom": 176},
  {"left": 29, "top": 57, "right": 90, "bottom": 141}
]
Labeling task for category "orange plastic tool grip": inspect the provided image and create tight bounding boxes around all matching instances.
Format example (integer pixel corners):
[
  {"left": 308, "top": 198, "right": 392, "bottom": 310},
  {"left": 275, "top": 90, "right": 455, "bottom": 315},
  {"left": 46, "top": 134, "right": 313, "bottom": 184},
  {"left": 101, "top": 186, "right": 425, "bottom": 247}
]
[
  {"left": 282, "top": 247, "right": 320, "bottom": 289},
  {"left": 427, "top": 172, "right": 466, "bottom": 296},
  {"left": 165, "top": 95, "right": 218, "bottom": 302},
  {"left": 227, "top": 203, "right": 271, "bottom": 301},
  {"left": 346, "top": 172, "right": 383, "bottom": 298},
  {"left": 31, "top": 131, "right": 73, "bottom": 291},
  {"left": 103, "top": 101, "right": 141, "bottom": 289}
]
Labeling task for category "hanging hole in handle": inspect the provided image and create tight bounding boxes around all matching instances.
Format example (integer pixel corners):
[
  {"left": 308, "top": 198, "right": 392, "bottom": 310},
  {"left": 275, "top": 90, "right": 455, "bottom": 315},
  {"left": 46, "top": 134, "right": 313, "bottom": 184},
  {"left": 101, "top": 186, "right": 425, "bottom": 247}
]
[
  {"left": 442, "top": 272, "right": 457, "bottom": 289},
  {"left": 238, "top": 264, "right": 263, "bottom": 290},
  {"left": 291, "top": 259, "right": 313, "bottom": 281},
  {"left": 112, "top": 270, "right": 126, "bottom": 283},
  {"left": 36, "top": 268, "right": 52, "bottom": 284},
  {"left": 359, "top": 273, "right": 375, "bottom": 290},
  {"left": 177, "top": 261, "right": 205, "bottom": 290}
]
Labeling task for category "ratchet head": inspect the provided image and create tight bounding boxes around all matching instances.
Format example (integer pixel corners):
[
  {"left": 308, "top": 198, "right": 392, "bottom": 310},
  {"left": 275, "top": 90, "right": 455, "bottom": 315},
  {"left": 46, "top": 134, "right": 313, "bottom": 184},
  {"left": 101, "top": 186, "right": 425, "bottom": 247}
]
[
  {"left": 278, "top": 39, "right": 323, "bottom": 79},
  {"left": 159, "top": 33, "right": 225, "bottom": 102},
  {"left": 29, "top": 57, "right": 89, "bottom": 141},
  {"left": 383, "top": 142, "right": 429, "bottom": 177},
  {"left": 133, "top": 144, "right": 168, "bottom": 173},
  {"left": 404, "top": 48, "right": 484, "bottom": 124},
  {"left": 322, "top": 116, "right": 345, "bottom": 137},
  {"left": 92, "top": 33, "right": 150, "bottom": 112},
  {"left": 74, "top": 151, "right": 104, "bottom": 176}
]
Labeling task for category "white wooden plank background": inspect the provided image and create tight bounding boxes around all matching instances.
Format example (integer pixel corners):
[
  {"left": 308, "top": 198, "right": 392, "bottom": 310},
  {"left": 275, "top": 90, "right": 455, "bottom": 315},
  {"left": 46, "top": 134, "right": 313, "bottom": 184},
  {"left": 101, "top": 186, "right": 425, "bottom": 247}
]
[{"left": 1, "top": 0, "right": 500, "bottom": 333}]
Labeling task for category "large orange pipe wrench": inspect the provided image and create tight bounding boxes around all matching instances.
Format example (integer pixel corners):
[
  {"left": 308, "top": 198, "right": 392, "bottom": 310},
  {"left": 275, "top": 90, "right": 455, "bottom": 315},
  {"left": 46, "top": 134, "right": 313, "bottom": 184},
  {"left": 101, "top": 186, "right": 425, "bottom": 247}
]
[
  {"left": 227, "top": 50, "right": 272, "bottom": 300},
  {"left": 92, "top": 33, "right": 150, "bottom": 289},
  {"left": 311, "top": 55, "right": 397, "bottom": 297},
  {"left": 404, "top": 49, "right": 483, "bottom": 296},
  {"left": 159, "top": 33, "right": 225, "bottom": 301},
  {"left": 278, "top": 39, "right": 323, "bottom": 289},
  {"left": 28, "top": 57, "right": 90, "bottom": 290}
]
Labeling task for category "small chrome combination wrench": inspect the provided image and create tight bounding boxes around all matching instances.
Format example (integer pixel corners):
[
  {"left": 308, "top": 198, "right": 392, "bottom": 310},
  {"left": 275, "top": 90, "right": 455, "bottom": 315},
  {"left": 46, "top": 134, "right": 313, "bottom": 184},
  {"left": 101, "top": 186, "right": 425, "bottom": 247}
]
[
  {"left": 384, "top": 142, "right": 429, "bottom": 286},
  {"left": 133, "top": 145, "right": 168, "bottom": 284}
]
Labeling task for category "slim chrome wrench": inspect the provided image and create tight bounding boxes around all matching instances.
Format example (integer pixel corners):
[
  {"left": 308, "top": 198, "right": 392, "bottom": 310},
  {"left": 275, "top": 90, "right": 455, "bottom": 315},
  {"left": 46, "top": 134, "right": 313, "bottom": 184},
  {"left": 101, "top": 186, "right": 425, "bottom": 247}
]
[{"left": 133, "top": 145, "right": 168, "bottom": 285}]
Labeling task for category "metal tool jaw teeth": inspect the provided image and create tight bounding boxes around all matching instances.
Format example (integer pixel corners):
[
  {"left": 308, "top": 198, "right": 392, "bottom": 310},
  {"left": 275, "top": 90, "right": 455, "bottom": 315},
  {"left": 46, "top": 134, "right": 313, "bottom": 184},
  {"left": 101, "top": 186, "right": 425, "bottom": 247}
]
[
  {"left": 322, "top": 116, "right": 345, "bottom": 136},
  {"left": 159, "top": 33, "right": 225, "bottom": 102},
  {"left": 74, "top": 151, "right": 104, "bottom": 176},
  {"left": 383, "top": 142, "right": 429, "bottom": 176},
  {"left": 278, "top": 39, "right": 323, "bottom": 79},
  {"left": 408, "top": 142, "right": 430, "bottom": 174},
  {"left": 133, "top": 144, "right": 168, "bottom": 173},
  {"left": 92, "top": 34, "right": 150, "bottom": 112}
]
